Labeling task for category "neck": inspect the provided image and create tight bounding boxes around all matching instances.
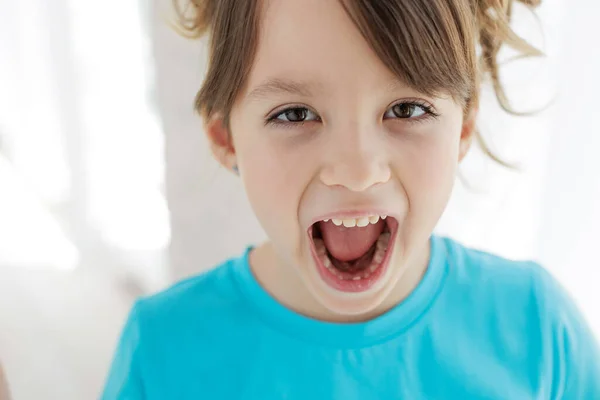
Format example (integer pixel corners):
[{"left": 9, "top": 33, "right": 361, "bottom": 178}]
[{"left": 249, "top": 239, "right": 431, "bottom": 323}]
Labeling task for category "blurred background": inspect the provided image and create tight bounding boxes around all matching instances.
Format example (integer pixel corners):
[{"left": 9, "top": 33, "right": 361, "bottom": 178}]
[{"left": 0, "top": 0, "right": 598, "bottom": 398}]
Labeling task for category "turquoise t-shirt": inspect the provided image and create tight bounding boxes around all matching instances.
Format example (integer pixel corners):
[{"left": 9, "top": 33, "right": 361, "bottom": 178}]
[{"left": 101, "top": 236, "right": 600, "bottom": 399}]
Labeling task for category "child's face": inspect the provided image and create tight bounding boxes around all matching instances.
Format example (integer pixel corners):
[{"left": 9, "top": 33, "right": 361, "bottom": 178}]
[{"left": 213, "top": 0, "right": 473, "bottom": 315}]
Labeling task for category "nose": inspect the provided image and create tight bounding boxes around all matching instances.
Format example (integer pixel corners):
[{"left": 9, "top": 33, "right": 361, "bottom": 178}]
[{"left": 319, "top": 127, "right": 391, "bottom": 192}]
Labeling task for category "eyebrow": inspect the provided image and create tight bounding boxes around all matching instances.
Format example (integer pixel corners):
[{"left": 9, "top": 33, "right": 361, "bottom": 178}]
[{"left": 246, "top": 78, "right": 322, "bottom": 101}]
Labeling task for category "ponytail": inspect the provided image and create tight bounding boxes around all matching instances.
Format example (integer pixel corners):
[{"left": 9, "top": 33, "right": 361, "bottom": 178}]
[{"left": 475, "top": 0, "right": 544, "bottom": 114}]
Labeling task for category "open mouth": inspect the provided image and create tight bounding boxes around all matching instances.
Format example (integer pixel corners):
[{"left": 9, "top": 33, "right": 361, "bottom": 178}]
[{"left": 308, "top": 215, "right": 398, "bottom": 293}]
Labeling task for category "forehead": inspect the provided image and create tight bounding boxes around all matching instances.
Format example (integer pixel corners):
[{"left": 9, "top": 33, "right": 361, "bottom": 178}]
[{"left": 244, "top": 0, "right": 399, "bottom": 97}]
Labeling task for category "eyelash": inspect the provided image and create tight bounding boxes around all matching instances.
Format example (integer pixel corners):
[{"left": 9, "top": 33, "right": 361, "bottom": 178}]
[
  {"left": 265, "top": 100, "right": 439, "bottom": 127},
  {"left": 388, "top": 100, "right": 440, "bottom": 121},
  {"left": 265, "top": 105, "right": 320, "bottom": 128}
]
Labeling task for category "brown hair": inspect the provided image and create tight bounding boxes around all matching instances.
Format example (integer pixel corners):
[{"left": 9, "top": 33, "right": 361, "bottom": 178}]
[{"left": 173, "top": 0, "right": 542, "bottom": 165}]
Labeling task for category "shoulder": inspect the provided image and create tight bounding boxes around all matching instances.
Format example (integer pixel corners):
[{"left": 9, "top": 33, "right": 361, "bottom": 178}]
[
  {"left": 132, "top": 250, "right": 250, "bottom": 335},
  {"left": 436, "top": 237, "right": 557, "bottom": 354},
  {"left": 440, "top": 237, "right": 590, "bottom": 319},
  {"left": 102, "top": 252, "right": 252, "bottom": 397},
  {"left": 439, "top": 236, "right": 579, "bottom": 314},
  {"left": 439, "top": 237, "right": 600, "bottom": 397},
  {"left": 439, "top": 236, "right": 545, "bottom": 300},
  {"left": 442, "top": 236, "right": 539, "bottom": 278}
]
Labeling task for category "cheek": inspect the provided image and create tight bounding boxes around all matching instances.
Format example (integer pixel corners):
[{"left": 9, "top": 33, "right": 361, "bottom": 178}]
[
  {"left": 394, "top": 126, "right": 461, "bottom": 210},
  {"left": 233, "top": 130, "right": 314, "bottom": 245},
  {"left": 238, "top": 138, "right": 288, "bottom": 207}
]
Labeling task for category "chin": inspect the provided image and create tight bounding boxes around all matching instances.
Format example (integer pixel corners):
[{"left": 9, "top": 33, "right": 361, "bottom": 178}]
[{"left": 311, "top": 285, "right": 391, "bottom": 317}]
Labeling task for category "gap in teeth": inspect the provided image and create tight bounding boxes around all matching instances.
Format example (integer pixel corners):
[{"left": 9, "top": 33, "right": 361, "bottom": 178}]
[{"left": 328, "top": 215, "right": 387, "bottom": 227}]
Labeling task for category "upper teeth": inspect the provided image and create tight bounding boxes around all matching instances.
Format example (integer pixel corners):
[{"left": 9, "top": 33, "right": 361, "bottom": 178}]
[{"left": 325, "top": 215, "right": 387, "bottom": 228}]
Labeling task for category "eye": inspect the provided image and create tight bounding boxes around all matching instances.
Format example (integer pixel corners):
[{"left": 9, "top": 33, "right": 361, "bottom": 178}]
[
  {"left": 268, "top": 107, "right": 320, "bottom": 125},
  {"left": 383, "top": 101, "right": 437, "bottom": 121}
]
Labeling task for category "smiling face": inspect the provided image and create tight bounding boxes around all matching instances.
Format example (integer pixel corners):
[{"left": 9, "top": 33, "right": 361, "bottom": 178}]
[{"left": 206, "top": 0, "right": 476, "bottom": 317}]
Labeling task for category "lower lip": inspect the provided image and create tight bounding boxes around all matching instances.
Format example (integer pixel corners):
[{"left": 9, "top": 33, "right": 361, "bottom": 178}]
[{"left": 308, "top": 223, "right": 397, "bottom": 293}]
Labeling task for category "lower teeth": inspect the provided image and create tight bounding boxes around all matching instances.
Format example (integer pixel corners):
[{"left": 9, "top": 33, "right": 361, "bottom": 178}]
[{"left": 313, "top": 232, "right": 390, "bottom": 280}]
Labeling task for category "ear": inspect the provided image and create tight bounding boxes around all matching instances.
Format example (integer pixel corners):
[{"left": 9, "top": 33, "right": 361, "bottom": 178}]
[
  {"left": 204, "top": 115, "right": 237, "bottom": 172},
  {"left": 459, "top": 106, "right": 478, "bottom": 162}
]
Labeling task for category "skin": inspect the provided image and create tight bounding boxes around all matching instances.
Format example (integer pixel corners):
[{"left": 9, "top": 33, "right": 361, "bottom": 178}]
[{"left": 206, "top": 0, "right": 476, "bottom": 322}]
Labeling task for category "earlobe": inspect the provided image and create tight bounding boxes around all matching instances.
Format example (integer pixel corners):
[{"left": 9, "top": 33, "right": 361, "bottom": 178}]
[
  {"left": 205, "top": 116, "right": 237, "bottom": 171},
  {"left": 459, "top": 107, "right": 477, "bottom": 162}
]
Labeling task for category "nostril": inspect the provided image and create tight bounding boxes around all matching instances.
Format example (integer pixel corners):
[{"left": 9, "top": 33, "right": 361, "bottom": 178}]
[{"left": 320, "top": 161, "right": 391, "bottom": 192}]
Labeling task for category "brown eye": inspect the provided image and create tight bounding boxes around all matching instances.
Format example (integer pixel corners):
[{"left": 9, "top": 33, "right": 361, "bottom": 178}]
[
  {"left": 384, "top": 102, "right": 428, "bottom": 120},
  {"left": 392, "top": 104, "right": 415, "bottom": 118},
  {"left": 283, "top": 108, "right": 307, "bottom": 122},
  {"left": 271, "top": 107, "right": 319, "bottom": 124}
]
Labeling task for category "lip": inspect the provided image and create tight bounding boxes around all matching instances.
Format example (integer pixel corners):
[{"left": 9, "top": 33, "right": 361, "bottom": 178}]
[{"left": 308, "top": 216, "right": 399, "bottom": 293}]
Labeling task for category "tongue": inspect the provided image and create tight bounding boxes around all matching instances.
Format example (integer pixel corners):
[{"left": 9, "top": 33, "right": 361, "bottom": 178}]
[{"left": 319, "top": 219, "right": 385, "bottom": 262}]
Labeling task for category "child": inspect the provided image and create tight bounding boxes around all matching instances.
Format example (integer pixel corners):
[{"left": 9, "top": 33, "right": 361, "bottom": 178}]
[{"left": 102, "top": 0, "right": 600, "bottom": 398}]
